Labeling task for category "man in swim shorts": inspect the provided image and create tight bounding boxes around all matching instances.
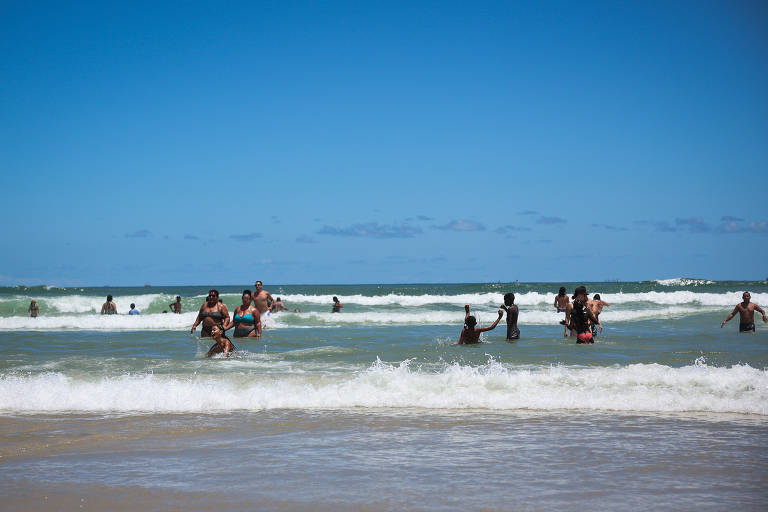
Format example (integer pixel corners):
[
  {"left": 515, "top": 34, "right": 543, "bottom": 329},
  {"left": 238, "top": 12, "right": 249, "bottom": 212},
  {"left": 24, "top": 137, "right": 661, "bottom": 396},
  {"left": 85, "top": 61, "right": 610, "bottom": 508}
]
[
  {"left": 252, "top": 281, "right": 274, "bottom": 315},
  {"left": 500, "top": 293, "right": 520, "bottom": 340},
  {"left": 721, "top": 292, "right": 767, "bottom": 332}
]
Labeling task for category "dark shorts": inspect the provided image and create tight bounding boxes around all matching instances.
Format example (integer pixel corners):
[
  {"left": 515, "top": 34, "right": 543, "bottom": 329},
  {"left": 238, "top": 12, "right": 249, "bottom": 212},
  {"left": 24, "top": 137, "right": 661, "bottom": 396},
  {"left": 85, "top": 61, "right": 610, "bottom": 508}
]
[
  {"left": 507, "top": 328, "right": 520, "bottom": 340},
  {"left": 739, "top": 322, "right": 755, "bottom": 333},
  {"left": 591, "top": 323, "right": 598, "bottom": 337},
  {"left": 557, "top": 308, "right": 566, "bottom": 313}
]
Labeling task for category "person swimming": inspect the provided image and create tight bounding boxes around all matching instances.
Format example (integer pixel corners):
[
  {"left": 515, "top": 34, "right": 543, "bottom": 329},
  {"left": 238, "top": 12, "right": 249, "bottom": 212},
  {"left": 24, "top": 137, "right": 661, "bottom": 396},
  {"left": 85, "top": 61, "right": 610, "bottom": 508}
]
[
  {"left": 332, "top": 296, "right": 343, "bottom": 313},
  {"left": 230, "top": 290, "right": 261, "bottom": 338},
  {"left": 191, "top": 289, "right": 230, "bottom": 338},
  {"left": 458, "top": 304, "right": 504, "bottom": 344},
  {"left": 205, "top": 325, "right": 236, "bottom": 358}
]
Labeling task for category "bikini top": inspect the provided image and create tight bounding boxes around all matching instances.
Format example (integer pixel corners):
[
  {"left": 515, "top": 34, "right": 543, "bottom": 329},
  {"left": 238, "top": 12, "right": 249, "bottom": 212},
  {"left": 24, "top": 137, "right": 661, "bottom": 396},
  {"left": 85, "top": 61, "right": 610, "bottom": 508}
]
[
  {"left": 234, "top": 312, "right": 255, "bottom": 324},
  {"left": 200, "top": 310, "right": 224, "bottom": 320}
]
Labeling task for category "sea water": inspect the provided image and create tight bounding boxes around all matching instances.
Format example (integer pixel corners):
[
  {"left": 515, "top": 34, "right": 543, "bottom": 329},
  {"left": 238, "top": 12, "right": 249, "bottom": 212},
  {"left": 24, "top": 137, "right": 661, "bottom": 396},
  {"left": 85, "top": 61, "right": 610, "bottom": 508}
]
[{"left": 0, "top": 280, "right": 766, "bottom": 510}]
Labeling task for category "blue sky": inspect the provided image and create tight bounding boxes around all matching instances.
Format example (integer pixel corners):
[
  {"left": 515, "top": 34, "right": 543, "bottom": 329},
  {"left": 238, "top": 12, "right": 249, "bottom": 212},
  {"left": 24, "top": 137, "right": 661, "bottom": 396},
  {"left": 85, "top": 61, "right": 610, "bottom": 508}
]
[{"left": 1, "top": 1, "right": 766, "bottom": 286}]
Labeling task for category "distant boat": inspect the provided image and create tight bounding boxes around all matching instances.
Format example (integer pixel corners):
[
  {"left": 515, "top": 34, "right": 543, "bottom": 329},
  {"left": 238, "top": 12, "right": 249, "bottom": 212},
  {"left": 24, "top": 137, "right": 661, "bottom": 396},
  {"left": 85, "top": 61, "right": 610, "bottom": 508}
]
[{"left": 144, "top": 282, "right": 151, "bottom": 287}]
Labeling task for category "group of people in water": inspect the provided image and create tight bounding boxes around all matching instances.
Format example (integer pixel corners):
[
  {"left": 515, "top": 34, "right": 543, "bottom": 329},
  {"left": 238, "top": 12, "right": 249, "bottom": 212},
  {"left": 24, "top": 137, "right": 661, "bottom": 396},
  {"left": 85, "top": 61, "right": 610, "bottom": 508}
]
[
  {"left": 24, "top": 282, "right": 766, "bottom": 356},
  {"left": 459, "top": 286, "right": 609, "bottom": 345},
  {"left": 459, "top": 286, "right": 765, "bottom": 345}
]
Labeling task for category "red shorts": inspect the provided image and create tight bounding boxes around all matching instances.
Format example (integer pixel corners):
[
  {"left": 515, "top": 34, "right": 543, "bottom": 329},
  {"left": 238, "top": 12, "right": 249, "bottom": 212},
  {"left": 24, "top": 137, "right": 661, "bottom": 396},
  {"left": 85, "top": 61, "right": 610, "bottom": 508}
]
[{"left": 577, "top": 332, "right": 593, "bottom": 344}]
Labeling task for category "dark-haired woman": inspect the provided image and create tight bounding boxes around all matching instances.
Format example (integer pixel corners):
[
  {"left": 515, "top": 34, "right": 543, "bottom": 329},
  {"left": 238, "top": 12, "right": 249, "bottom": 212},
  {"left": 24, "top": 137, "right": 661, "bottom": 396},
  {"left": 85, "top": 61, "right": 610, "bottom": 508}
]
[
  {"left": 191, "top": 289, "right": 230, "bottom": 338},
  {"left": 230, "top": 290, "right": 261, "bottom": 338},
  {"left": 205, "top": 325, "right": 236, "bottom": 358},
  {"left": 458, "top": 304, "right": 503, "bottom": 344}
]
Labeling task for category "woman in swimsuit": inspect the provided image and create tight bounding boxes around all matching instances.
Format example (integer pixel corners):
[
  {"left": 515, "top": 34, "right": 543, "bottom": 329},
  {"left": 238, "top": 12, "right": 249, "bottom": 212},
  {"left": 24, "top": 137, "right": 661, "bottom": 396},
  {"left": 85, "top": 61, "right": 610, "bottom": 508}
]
[
  {"left": 229, "top": 290, "right": 261, "bottom": 338},
  {"left": 205, "top": 325, "right": 236, "bottom": 358},
  {"left": 458, "top": 304, "right": 504, "bottom": 344},
  {"left": 190, "top": 289, "right": 230, "bottom": 338}
]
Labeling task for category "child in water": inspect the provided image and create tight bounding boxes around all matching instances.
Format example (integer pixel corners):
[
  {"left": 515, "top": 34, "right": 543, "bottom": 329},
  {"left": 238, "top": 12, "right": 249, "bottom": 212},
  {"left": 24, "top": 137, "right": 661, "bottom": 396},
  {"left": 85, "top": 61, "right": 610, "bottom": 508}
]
[{"left": 458, "top": 304, "right": 503, "bottom": 344}]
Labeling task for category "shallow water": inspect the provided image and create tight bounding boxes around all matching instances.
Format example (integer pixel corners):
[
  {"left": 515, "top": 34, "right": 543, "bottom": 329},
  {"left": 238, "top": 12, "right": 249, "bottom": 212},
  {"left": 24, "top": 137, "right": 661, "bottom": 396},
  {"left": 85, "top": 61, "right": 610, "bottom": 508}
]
[{"left": 1, "top": 281, "right": 767, "bottom": 509}]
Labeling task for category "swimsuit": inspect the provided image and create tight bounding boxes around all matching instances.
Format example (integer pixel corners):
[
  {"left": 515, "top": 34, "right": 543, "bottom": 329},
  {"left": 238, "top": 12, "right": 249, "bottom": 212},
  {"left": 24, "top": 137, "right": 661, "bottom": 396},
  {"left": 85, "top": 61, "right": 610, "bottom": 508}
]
[
  {"left": 233, "top": 311, "right": 256, "bottom": 337},
  {"left": 739, "top": 322, "right": 755, "bottom": 333},
  {"left": 557, "top": 308, "right": 566, "bottom": 313},
  {"left": 199, "top": 310, "right": 224, "bottom": 337},
  {"left": 591, "top": 323, "right": 599, "bottom": 337},
  {"left": 571, "top": 300, "right": 594, "bottom": 343}
]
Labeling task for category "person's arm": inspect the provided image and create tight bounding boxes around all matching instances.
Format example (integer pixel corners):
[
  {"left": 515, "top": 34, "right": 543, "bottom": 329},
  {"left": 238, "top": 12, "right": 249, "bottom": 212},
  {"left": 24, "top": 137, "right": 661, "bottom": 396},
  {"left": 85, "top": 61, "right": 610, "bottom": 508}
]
[
  {"left": 554, "top": 296, "right": 558, "bottom": 308},
  {"left": 191, "top": 307, "right": 203, "bottom": 333},
  {"left": 458, "top": 329, "right": 466, "bottom": 345},
  {"left": 464, "top": 304, "right": 471, "bottom": 319},
  {"left": 100, "top": 304, "right": 106, "bottom": 315},
  {"left": 564, "top": 303, "right": 572, "bottom": 337},
  {"left": 255, "top": 309, "right": 262, "bottom": 338},
  {"left": 602, "top": 301, "right": 611, "bottom": 307},
  {"left": 220, "top": 303, "right": 230, "bottom": 328},
  {"left": 754, "top": 304, "right": 768, "bottom": 323},
  {"left": 721, "top": 306, "right": 739, "bottom": 327},
  {"left": 477, "top": 310, "right": 504, "bottom": 332}
]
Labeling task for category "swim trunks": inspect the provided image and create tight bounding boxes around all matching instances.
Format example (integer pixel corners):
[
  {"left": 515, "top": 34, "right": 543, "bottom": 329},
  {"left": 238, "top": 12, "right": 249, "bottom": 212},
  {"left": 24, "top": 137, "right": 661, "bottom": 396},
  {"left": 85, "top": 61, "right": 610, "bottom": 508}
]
[
  {"left": 739, "top": 322, "right": 755, "bottom": 333},
  {"left": 577, "top": 332, "right": 593, "bottom": 344},
  {"left": 591, "top": 323, "right": 598, "bottom": 337},
  {"left": 507, "top": 328, "right": 520, "bottom": 340},
  {"left": 557, "top": 308, "right": 566, "bottom": 313}
]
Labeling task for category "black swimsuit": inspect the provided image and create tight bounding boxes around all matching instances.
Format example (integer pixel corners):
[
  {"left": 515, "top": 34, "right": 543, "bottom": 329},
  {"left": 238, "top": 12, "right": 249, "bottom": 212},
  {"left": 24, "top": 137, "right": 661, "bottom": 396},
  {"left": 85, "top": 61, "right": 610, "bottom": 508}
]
[
  {"left": 739, "top": 322, "right": 755, "bottom": 333},
  {"left": 199, "top": 310, "right": 224, "bottom": 337}
]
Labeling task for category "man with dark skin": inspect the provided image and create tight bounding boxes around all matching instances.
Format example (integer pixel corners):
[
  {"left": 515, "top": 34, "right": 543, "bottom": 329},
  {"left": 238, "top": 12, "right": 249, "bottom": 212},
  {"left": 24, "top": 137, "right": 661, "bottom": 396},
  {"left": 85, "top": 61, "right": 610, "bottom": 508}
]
[
  {"left": 721, "top": 292, "right": 767, "bottom": 332},
  {"left": 252, "top": 281, "right": 275, "bottom": 316},
  {"left": 500, "top": 293, "right": 520, "bottom": 341},
  {"left": 169, "top": 296, "right": 182, "bottom": 314}
]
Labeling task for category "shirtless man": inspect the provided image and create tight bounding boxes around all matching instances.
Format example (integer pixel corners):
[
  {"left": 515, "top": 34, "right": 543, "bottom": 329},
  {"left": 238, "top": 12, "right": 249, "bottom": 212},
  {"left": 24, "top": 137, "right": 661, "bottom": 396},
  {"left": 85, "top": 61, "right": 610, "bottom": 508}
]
[
  {"left": 252, "top": 281, "right": 275, "bottom": 316},
  {"left": 169, "top": 296, "right": 182, "bottom": 314},
  {"left": 721, "top": 292, "right": 767, "bottom": 332},
  {"left": 271, "top": 297, "right": 286, "bottom": 313},
  {"left": 588, "top": 293, "right": 610, "bottom": 337},
  {"left": 499, "top": 293, "right": 520, "bottom": 341},
  {"left": 101, "top": 295, "right": 117, "bottom": 315}
]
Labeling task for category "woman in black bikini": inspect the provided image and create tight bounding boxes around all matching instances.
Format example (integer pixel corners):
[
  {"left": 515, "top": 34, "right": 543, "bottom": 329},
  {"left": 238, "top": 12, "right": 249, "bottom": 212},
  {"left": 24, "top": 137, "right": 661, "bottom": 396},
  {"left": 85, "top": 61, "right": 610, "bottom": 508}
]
[
  {"left": 229, "top": 290, "right": 261, "bottom": 338},
  {"left": 205, "top": 325, "right": 236, "bottom": 358},
  {"left": 190, "top": 289, "right": 230, "bottom": 338}
]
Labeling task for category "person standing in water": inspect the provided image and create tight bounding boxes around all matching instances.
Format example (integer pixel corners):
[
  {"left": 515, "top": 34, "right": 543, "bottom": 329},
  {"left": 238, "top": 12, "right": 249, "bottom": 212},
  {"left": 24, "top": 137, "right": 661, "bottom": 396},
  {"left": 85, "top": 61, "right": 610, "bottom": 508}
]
[
  {"left": 332, "top": 296, "right": 343, "bottom": 313},
  {"left": 229, "top": 290, "right": 261, "bottom": 338},
  {"left": 28, "top": 300, "right": 40, "bottom": 318},
  {"left": 566, "top": 286, "right": 600, "bottom": 344},
  {"left": 190, "top": 289, "right": 230, "bottom": 338},
  {"left": 458, "top": 304, "right": 504, "bottom": 344},
  {"left": 588, "top": 293, "right": 610, "bottom": 337},
  {"left": 101, "top": 295, "right": 117, "bottom": 315},
  {"left": 128, "top": 303, "right": 140, "bottom": 315},
  {"left": 270, "top": 297, "right": 286, "bottom": 313},
  {"left": 252, "top": 281, "right": 275, "bottom": 320},
  {"left": 554, "top": 287, "right": 570, "bottom": 336},
  {"left": 169, "top": 296, "right": 182, "bottom": 314},
  {"left": 499, "top": 293, "right": 520, "bottom": 341},
  {"left": 721, "top": 292, "right": 767, "bottom": 332}
]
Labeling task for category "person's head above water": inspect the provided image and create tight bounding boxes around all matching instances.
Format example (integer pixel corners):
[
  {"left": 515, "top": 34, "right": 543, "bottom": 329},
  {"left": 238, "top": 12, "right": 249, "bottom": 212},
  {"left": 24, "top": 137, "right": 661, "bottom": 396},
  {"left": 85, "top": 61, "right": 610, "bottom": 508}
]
[
  {"left": 743, "top": 292, "right": 751, "bottom": 303},
  {"left": 130, "top": 303, "right": 135, "bottom": 309},
  {"left": 176, "top": 296, "right": 181, "bottom": 301},
  {"left": 207, "top": 289, "right": 219, "bottom": 305},
  {"left": 558, "top": 287, "right": 566, "bottom": 296},
  {"left": 333, "top": 296, "right": 339, "bottom": 302},
  {"left": 255, "top": 281, "right": 263, "bottom": 290},
  {"left": 107, "top": 295, "right": 113, "bottom": 302},
  {"left": 464, "top": 315, "right": 477, "bottom": 330},
  {"left": 504, "top": 293, "right": 515, "bottom": 306},
  {"left": 572, "top": 286, "right": 588, "bottom": 300},
  {"left": 593, "top": 294, "right": 601, "bottom": 300}
]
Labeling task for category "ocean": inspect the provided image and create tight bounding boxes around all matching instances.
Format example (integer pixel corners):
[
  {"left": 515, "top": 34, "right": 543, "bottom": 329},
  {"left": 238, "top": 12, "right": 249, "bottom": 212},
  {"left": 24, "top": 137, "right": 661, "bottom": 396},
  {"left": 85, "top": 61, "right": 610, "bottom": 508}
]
[{"left": 1, "top": 280, "right": 766, "bottom": 510}]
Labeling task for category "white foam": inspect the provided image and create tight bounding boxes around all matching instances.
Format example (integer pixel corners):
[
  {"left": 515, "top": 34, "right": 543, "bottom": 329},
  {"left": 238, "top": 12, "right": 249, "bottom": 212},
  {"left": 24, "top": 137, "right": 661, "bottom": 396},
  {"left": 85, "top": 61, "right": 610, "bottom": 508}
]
[
  {"left": 1, "top": 360, "right": 764, "bottom": 415},
  {"left": 655, "top": 278, "right": 716, "bottom": 286},
  {"left": 43, "top": 294, "right": 168, "bottom": 314}
]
